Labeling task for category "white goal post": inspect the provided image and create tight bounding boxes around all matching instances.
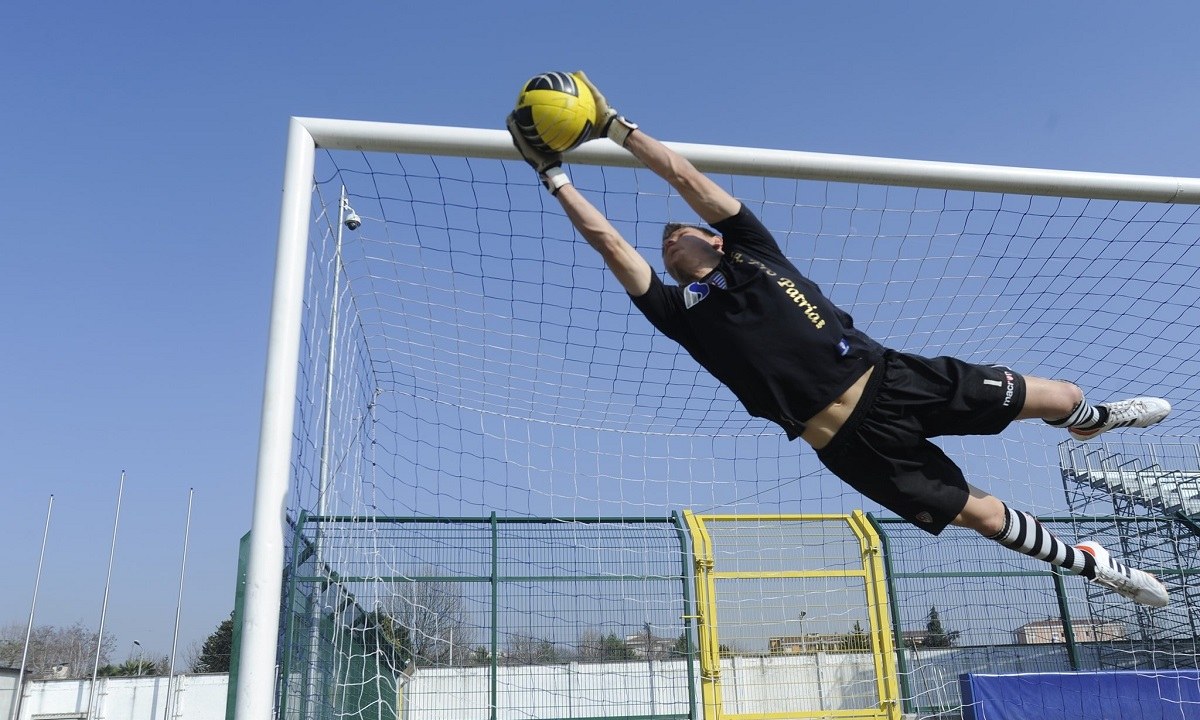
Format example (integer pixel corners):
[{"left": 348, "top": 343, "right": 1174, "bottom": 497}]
[{"left": 237, "top": 116, "right": 1200, "bottom": 720}]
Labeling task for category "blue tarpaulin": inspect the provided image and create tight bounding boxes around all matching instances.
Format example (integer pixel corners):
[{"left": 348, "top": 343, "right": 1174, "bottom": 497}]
[{"left": 960, "top": 670, "right": 1200, "bottom": 720}]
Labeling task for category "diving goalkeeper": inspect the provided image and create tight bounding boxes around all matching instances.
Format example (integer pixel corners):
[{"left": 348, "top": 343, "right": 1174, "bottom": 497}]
[{"left": 505, "top": 72, "right": 1171, "bottom": 608}]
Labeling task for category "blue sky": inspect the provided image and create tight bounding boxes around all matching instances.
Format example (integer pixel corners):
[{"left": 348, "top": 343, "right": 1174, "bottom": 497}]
[{"left": 4, "top": 1, "right": 1200, "bottom": 662}]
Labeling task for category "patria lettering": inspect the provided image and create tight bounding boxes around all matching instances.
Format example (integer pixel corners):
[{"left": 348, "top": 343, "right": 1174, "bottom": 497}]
[{"left": 776, "top": 278, "right": 826, "bottom": 329}]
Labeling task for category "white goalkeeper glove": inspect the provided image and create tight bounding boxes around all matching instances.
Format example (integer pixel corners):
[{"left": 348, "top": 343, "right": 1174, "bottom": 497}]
[
  {"left": 574, "top": 71, "right": 638, "bottom": 146},
  {"left": 506, "top": 112, "right": 571, "bottom": 195}
]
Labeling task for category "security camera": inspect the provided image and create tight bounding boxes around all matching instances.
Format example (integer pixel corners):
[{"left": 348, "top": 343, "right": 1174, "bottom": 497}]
[{"left": 344, "top": 211, "right": 361, "bottom": 231}]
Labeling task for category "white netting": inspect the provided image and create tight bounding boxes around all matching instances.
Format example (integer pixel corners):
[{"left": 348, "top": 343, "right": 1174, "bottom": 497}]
[{"left": 270, "top": 134, "right": 1200, "bottom": 720}]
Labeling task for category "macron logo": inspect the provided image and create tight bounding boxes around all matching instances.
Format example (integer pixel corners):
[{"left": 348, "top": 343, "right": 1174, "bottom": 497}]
[{"left": 984, "top": 374, "right": 1017, "bottom": 406}]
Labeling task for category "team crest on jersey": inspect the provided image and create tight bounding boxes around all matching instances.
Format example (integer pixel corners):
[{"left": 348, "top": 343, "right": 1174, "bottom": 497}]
[{"left": 683, "top": 281, "right": 710, "bottom": 309}]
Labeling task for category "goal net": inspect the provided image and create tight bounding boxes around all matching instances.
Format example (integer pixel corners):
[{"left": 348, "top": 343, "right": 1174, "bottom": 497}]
[{"left": 237, "top": 118, "right": 1200, "bottom": 720}]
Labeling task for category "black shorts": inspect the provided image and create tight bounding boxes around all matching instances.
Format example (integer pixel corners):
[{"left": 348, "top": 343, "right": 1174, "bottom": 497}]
[{"left": 815, "top": 351, "right": 1026, "bottom": 535}]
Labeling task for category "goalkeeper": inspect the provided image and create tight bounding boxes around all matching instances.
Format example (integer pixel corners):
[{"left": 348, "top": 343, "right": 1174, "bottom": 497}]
[{"left": 506, "top": 72, "right": 1172, "bottom": 608}]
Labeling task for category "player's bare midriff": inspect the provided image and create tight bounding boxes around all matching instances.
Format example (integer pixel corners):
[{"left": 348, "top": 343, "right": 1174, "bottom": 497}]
[{"left": 801, "top": 366, "right": 875, "bottom": 450}]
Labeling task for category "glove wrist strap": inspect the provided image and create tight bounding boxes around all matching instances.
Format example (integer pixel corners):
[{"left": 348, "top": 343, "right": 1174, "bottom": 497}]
[
  {"left": 606, "top": 116, "right": 638, "bottom": 146},
  {"left": 542, "top": 167, "right": 571, "bottom": 195}
]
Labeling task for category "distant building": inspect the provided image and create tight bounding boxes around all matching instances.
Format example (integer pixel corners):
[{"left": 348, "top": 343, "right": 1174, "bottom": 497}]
[
  {"left": 768, "top": 633, "right": 870, "bottom": 654},
  {"left": 900, "top": 630, "right": 931, "bottom": 648},
  {"left": 1014, "top": 618, "right": 1127, "bottom": 644},
  {"left": 623, "top": 633, "right": 676, "bottom": 659},
  {"left": 48, "top": 663, "right": 72, "bottom": 679}
]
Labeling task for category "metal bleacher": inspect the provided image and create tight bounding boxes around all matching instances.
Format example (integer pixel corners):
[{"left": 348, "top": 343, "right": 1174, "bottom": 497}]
[
  {"left": 1060, "top": 441, "right": 1200, "bottom": 518},
  {"left": 1057, "top": 440, "right": 1200, "bottom": 668}
]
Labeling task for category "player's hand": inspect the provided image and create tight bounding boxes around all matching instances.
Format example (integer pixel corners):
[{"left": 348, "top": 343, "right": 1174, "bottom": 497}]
[
  {"left": 575, "top": 71, "right": 637, "bottom": 146},
  {"left": 506, "top": 113, "right": 571, "bottom": 195},
  {"left": 507, "top": 113, "right": 560, "bottom": 173},
  {"left": 575, "top": 71, "right": 616, "bottom": 140}
]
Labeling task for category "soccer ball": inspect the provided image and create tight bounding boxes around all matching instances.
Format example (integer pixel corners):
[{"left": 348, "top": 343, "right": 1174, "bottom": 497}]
[{"left": 512, "top": 71, "right": 596, "bottom": 153}]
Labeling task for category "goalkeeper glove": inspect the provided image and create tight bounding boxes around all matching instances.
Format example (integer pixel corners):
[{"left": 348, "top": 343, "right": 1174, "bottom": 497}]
[
  {"left": 506, "top": 113, "right": 571, "bottom": 195},
  {"left": 574, "top": 71, "right": 638, "bottom": 146}
]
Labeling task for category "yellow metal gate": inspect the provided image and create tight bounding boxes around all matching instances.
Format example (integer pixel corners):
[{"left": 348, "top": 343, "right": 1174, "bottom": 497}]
[{"left": 682, "top": 511, "right": 900, "bottom": 720}]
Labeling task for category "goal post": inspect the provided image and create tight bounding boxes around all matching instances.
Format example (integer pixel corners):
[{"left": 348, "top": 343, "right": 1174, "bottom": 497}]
[{"left": 237, "top": 116, "right": 1200, "bottom": 720}]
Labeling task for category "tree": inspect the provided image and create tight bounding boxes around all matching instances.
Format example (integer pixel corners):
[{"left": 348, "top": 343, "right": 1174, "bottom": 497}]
[
  {"left": 598, "top": 633, "right": 635, "bottom": 662},
  {"left": 575, "top": 630, "right": 607, "bottom": 662},
  {"left": 576, "top": 630, "right": 637, "bottom": 663},
  {"left": 0, "top": 621, "right": 116, "bottom": 679},
  {"left": 922, "top": 606, "right": 961, "bottom": 648},
  {"left": 98, "top": 658, "right": 161, "bottom": 677},
  {"left": 352, "top": 610, "right": 413, "bottom": 675},
  {"left": 504, "top": 634, "right": 561, "bottom": 665},
  {"left": 469, "top": 646, "right": 491, "bottom": 665},
  {"left": 193, "top": 614, "right": 234, "bottom": 673},
  {"left": 383, "top": 576, "right": 472, "bottom": 666},
  {"left": 845, "top": 621, "right": 871, "bottom": 651}
]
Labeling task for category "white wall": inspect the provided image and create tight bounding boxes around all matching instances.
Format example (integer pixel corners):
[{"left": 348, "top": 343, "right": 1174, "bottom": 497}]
[
  {"left": 401, "top": 654, "right": 882, "bottom": 720},
  {"left": 17, "top": 653, "right": 886, "bottom": 719},
  {"left": 17, "top": 674, "right": 227, "bottom": 720},
  {"left": 1, "top": 669, "right": 21, "bottom": 720}
]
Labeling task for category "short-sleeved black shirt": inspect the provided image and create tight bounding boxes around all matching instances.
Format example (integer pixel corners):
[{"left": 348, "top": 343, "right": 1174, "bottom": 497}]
[{"left": 631, "top": 205, "right": 884, "bottom": 439}]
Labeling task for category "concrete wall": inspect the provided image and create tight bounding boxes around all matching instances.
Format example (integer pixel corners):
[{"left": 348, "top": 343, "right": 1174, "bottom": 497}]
[{"left": 17, "top": 674, "right": 227, "bottom": 720}]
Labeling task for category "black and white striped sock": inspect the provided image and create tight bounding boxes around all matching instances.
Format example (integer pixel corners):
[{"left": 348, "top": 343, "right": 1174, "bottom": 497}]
[
  {"left": 989, "top": 504, "right": 1096, "bottom": 580},
  {"left": 1045, "top": 398, "right": 1108, "bottom": 431}
]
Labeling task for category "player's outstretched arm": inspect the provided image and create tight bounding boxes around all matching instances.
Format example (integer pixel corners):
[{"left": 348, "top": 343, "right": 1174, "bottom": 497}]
[
  {"left": 506, "top": 113, "right": 652, "bottom": 297},
  {"left": 555, "top": 184, "right": 652, "bottom": 296},
  {"left": 624, "top": 130, "right": 741, "bottom": 225},
  {"left": 576, "top": 72, "right": 740, "bottom": 226}
]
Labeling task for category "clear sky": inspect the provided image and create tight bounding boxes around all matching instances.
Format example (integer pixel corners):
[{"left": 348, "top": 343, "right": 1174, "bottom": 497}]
[{"left": 3, "top": 1, "right": 1200, "bottom": 662}]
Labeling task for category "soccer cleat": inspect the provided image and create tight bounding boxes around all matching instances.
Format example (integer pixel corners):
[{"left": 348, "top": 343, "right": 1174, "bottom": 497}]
[
  {"left": 1068, "top": 397, "right": 1171, "bottom": 441},
  {"left": 1075, "top": 541, "right": 1169, "bottom": 608}
]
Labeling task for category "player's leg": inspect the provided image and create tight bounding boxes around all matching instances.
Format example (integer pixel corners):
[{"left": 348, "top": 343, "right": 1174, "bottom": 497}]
[
  {"left": 1020, "top": 376, "right": 1170, "bottom": 441},
  {"left": 955, "top": 485, "right": 1168, "bottom": 608},
  {"left": 821, "top": 354, "right": 1168, "bottom": 605}
]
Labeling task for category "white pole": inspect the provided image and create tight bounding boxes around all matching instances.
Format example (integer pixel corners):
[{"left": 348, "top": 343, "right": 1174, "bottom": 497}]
[
  {"left": 301, "top": 185, "right": 348, "bottom": 720},
  {"left": 88, "top": 471, "right": 126, "bottom": 720},
  {"left": 234, "top": 117, "right": 317, "bottom": 720},
  {"left": 318, "top": 187, "right": 348, "bottom": 523},
  {"left": 163, "top": 488, "right": 194, "bottom": 720},
  {"left": 295, "top": 117, "right": 1200, "bottom": 203},
  {"left": 12, "top": 495, "right": 53, "bottom": 720}
]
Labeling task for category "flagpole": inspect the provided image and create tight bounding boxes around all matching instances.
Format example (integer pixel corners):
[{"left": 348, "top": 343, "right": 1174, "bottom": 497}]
[
  {"left": 163, "top": 488, "right": 194, "bottom": 720},
  {"left": 11, "top": 495, "right": 53, "bottom": 720},
  {"left": 88, "top": 471, "right": 126, "bottom": 720}
]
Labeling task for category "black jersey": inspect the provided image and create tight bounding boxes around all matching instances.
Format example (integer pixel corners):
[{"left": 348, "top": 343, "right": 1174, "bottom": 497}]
[{"left": 631, "top": 205, "right": 885, "bottom": 439}]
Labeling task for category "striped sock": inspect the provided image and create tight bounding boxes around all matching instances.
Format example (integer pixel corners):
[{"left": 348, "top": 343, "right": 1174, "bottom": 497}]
[
  {"left": 1045, "top": 398, "right": 1107, "bottom": 431},
  {"left": 989, "top": 504, "right": 1096, "bottom": 579}
]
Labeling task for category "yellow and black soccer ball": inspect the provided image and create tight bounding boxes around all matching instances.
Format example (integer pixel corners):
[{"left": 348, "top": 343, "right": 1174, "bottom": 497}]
[{"left": 512, "top": 71, "right": 596, "bottom": 153}]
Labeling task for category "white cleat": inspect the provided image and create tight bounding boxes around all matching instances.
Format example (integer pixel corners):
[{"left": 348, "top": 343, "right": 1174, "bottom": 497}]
[
  {"left": 1069, "top": 397, "right": 1171, "bottom": 442},
  {"left": 1075, "top": 541, "right": 1168, "bottom": 608}
]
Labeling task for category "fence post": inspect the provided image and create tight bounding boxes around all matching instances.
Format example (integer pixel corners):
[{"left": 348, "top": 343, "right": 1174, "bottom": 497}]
[{"left": 1050, "top": 565, "right": 1081, "bottom": 670}]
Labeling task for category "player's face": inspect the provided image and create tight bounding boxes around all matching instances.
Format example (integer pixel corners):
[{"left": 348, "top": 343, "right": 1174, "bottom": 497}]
[{"left": 662, "top": 229, "right": 723, "bottom": 283}]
